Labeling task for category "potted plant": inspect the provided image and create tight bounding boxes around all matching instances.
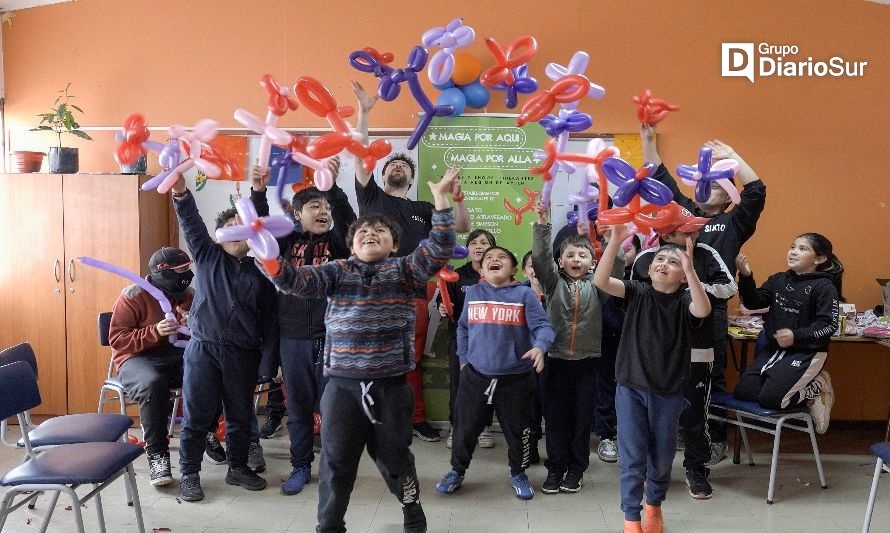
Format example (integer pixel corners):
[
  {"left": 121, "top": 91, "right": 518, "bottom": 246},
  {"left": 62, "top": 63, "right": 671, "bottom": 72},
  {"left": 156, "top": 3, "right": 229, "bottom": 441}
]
[{"left": 30, "top": 83, "right": 93, "bottom": 173}]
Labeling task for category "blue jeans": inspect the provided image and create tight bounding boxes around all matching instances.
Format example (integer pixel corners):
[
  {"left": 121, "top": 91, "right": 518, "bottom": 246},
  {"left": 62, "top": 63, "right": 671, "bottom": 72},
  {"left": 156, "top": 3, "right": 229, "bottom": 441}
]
[
  {"left": 280, "top": 337, "right": 328, "bottom": 468},
  {"left": 179, "top": 340, "right": 260, "bottom": 474},
  {"left": 616, "top": 384, "right": 684, "bottom": 521}
]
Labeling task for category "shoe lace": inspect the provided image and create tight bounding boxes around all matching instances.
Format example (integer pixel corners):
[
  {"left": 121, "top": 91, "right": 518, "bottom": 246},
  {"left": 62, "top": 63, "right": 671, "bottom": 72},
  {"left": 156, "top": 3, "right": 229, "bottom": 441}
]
[
  {"left": 442, "top": 470, "right": 461, "bottom": 485},
  {"left": 182, "top": 475, "right": 200, "bottom": 491},
  {"left": 149, "top": 454, "right": 170, "bottom": 476},
  {"left": 289, "top": 465, "right": 311, "bottom": 481},
  {"left": 512, "top": 473, "right": 531, "bottom": 490}
]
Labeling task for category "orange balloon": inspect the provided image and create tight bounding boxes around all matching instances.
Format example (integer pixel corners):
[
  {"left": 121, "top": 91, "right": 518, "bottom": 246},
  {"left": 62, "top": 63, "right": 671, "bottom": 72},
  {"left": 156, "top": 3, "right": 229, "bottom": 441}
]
[{"left": 451, "top": 52, "right": 481, "bottom": 86}]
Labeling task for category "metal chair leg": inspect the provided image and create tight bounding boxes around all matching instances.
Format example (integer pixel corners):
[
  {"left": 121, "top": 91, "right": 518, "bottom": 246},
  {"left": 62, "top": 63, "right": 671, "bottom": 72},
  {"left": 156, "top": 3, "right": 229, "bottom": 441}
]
[
  {"left": 767, "top": 419, "right": 785, "bottom": 504},
  {"left": 862, "top": 458, "right": 884, "bottom": 533},
  {"left": 126, "top": 464, "right": 146, "bottom": 533},
  {"left": 806, "top": 416, "right": 828, "bottom": 489}
]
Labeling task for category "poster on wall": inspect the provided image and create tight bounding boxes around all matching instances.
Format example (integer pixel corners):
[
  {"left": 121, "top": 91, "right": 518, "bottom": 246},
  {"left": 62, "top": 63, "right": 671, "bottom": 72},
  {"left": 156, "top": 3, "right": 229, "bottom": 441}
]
[{"left": 417, "top": 114, "right": 547, "bottom": 259}]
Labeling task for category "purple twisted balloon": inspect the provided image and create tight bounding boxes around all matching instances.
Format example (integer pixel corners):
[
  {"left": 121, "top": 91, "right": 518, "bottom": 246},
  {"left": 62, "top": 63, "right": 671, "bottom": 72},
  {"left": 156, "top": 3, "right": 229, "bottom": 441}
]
[
  {"left": 676, "top": 146, "right": 741, "bottom": 204},
  {"left": 602, "top": 158, "right": 672, "bottom": 207},
  {"left": 214, "top": 197, "right": 294, "bottom": 261},
  {"left": 78, "top": 256, "right": 190, "bottom": 348}
]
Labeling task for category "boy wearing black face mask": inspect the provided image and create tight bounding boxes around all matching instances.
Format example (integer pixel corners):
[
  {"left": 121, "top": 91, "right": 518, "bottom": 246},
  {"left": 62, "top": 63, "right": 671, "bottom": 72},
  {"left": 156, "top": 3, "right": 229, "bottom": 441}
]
[{"left": 109, "top": 247, "right": 194, "bottom": 487}]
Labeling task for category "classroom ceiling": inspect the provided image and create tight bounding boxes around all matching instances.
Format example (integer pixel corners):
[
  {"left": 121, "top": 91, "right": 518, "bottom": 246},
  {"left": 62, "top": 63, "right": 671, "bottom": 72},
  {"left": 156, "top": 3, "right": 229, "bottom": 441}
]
[{"left": 0, "top": 0, "right": 71, "bottom": 12}]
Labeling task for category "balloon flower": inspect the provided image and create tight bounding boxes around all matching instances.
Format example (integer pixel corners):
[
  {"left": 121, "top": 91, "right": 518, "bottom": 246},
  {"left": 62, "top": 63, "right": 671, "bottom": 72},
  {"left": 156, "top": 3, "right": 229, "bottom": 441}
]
[
  {"left": 632, "top": 89, "right": 679, "bottom": 126},
  {"left": 597, "top": 158, "right": 679, "bottom": 233},
  {"left": 79, "top": 256, "right": 190, "bottom": 347},
  {"left": 490, "top": 64, "right": 538, "bottom": 109},
  {"left": 142, "top": 120, "right": 221, "bottom": 194},
  {"left": 544, "top": 51, "right": 606, "bottom": 109},
  {"left": 676, "top": 146, "right": 740, "bottom": 204},
  {"left": 214, "top": 197, "right": 294, "bottom": 276},
  {"left": 421, "top": 18, "right": 476, "bottom": 85},
  {"left": 114, "top": 113, "right": 165, "bottom": 165}
]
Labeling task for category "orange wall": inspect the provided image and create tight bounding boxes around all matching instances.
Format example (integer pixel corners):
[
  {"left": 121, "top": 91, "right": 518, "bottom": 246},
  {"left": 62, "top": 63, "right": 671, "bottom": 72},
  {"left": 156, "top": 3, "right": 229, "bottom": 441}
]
[{"left": 3, "top": 1, "right": 889, "bottom": 414}]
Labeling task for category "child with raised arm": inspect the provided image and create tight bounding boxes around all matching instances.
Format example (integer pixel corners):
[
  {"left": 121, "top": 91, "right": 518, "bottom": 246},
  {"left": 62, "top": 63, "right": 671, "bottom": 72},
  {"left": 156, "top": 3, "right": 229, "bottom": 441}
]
[
  {"left": 257, "top": 172, "right": 458, "bottom": 533},
  {"left": 435, "top": 246, "right": 554, "bottom": 500},
  {"left": 595, "top": 223, "right": 712, "bottom": 533},
  {"left": 734, "top": 233, "right": 842, "bottom": 434},
  {"left": 532, "top": 203, "right": 623, "bottom": 495}
]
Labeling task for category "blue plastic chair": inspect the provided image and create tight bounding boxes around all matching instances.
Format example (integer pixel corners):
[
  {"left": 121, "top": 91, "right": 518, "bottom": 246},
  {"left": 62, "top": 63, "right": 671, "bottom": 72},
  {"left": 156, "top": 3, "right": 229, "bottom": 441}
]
[
  {"left": 862, "top": 415, "right": 890, "bottom": 532},
  {"left": 0, "top": 361, "right": 146, "bottom": 533}
]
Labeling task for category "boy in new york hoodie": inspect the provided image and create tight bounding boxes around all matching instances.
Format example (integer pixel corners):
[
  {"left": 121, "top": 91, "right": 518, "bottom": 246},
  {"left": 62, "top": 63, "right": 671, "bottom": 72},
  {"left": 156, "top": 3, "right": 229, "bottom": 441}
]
[{"left": 435, "top": 246, "right": 555, "bottom": 501}]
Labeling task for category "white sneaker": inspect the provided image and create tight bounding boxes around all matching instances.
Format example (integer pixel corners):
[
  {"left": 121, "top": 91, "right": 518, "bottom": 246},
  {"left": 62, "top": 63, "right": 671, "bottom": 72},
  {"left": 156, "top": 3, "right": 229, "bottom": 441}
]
[
  {"left": 597, "top": 438, "right": 618, "bottom": 463},
  {"left": 808, "top": 370, "right": 835, "bottom": 434},
  {"left": 477, "top": 427, "right": 495, "bottom": 448},
  {"left": 446, "top": 427, "right": 453, "bottom": 449}
]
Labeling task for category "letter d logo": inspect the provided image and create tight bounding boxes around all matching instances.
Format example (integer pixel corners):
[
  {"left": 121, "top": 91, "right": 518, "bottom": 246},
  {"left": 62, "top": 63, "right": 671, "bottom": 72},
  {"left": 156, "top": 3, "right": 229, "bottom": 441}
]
[{"left": 722, "top": 43, "right": 755, "bottom": 83}]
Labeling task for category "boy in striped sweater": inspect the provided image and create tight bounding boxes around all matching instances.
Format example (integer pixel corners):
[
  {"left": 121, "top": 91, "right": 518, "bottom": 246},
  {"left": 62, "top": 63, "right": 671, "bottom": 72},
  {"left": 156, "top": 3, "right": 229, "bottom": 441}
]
[{"left": 259, "top": 172, "right": 459, "bottom": 533}]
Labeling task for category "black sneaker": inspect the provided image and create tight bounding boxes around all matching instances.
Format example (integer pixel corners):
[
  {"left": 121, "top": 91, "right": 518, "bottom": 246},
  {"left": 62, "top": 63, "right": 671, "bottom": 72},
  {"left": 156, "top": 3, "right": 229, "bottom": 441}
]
[
  {"left": 226, "top": 465, "right": 267, "bottom": 491},
  {"left": 559, "top": 471, "right": 583, "bottom": 493},
  {"left": 204, "top": 433, "right": 227, "bottom": 465},
  {"left": 247, "top": 440, "right": 266, "bottom": 472},
  {"left": 180, "top": 473, "right": 204, "bottom": 501},
  {"left": 259, "top": 416, "right": 283, "bottom": 439},
  {"left": 313, "top": 433, "right": 322, "bottom": 453},
  {"left": 412, "top": 421, "right": 441, "bottom": 442},
  {"left": 542, "top": 470, "right": 563, "bottom": 494},
  {"left": 147, "top": 451, "right": 173, "bottom": 486},
  {"left": 402, "top": 502, "right": 427, "bottom": 533},
  {"left": 685, "top": 466, "right": 713, "bottom": 500}
]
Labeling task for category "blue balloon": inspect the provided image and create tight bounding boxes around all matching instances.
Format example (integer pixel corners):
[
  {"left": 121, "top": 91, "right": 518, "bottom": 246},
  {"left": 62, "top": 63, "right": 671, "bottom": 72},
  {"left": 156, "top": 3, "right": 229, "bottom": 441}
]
[
  {"left": 460, "top": 80, "right": 490, "bottom": 109},
  {"left": 432, "top": 79, "right": 455, "bottom": 91},
  {"left": 437, "top": 87, "right": 466, "bottom": 118}
]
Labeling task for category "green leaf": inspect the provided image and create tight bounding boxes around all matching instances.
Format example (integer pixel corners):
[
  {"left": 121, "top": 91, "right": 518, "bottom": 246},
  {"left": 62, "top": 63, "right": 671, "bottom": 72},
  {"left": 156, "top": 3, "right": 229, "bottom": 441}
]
[
  {"left": 69, "top": 130, "right": 93, "bottom": 141},
  {"left": 63, "top": 114, "right": 75, "bottom": 130},
  {"left": 29, "top": 126, "right": 54, "bottom": 131},
  {"left": 70, "top": 104, "right": 84, "bottom": 113}
]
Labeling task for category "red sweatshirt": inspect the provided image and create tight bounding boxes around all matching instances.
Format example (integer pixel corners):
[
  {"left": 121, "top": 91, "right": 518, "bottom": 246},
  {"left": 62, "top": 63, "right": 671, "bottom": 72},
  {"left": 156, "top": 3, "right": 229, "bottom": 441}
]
[{"left": 109, "top": 283, "right": 194, "bottom": 372}]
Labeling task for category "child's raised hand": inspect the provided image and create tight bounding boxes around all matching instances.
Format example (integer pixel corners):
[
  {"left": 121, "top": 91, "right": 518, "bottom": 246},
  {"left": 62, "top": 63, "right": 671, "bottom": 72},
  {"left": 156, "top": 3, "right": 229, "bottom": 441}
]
[
  {"left": 735, "top": 252, "right": 752, "bottom": 276},
  {"left": 351, "top": 80, "right": 379, "bottom": 113},
  {"left": 522, "top": 347, "right": 546, "bottom": 373},
  {"left": 607, "top": 223, "right": 632, "bottom": 244},
  {"left": 679, "top": 235, "right": 696, "bottom": 272},
  {"left": 640, "top": 123, "right": 656, "bottom": 144},
  {"left": 250, "top": 164, "right": 268, "bottom": 191},
  {"left": 704, "top": 139, "right": 736, "bottom": 160},
  {"left": 327, "top": 156, "right": 341, "bottom": 178},
  {"left": 428, "top": 167, "right": 461, "bottom": 204},
  {"left": 533, "top": 202, "right": 549, "bottom": 224}
]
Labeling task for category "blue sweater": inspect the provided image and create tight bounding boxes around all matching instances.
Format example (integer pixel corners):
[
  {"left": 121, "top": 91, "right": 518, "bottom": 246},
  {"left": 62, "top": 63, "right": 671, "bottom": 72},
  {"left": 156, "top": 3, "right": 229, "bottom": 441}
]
[
  {"left": 262, "top": 208, "right": 455, "bottom": 378},
  {"left": 457, "top": 281, "right": 555, "bottom": 376}
]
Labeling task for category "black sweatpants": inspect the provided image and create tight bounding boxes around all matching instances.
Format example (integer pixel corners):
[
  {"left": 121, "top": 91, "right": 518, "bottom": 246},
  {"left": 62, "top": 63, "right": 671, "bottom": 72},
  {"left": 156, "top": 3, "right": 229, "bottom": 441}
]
[
  {"left": 118, "top": 353, "right": 183, "bottom": 455},
  {"left": 734, "top": 349, "right": 826, "bottom": 409},
  {"left": 681, "top": 361, "right": 712, "bottom": 469},
  {"left": 447, "top": 336, "right": 494, "bottom": 428},
  {"left": 451, "top": 365, "right": 536, "bottom": 476},
  {"left": 316, "top": 375, "right": 419, "bottom": 533},
  {"left": 541, "top": 357, "right": 597, "bottom": 475}
]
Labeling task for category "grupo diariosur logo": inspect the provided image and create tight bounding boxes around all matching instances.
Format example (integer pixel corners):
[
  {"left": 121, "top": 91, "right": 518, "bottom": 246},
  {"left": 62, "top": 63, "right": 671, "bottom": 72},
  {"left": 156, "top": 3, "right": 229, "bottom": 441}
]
[{"left": 721, "top": 42, "right": 868, "bottom": 82}]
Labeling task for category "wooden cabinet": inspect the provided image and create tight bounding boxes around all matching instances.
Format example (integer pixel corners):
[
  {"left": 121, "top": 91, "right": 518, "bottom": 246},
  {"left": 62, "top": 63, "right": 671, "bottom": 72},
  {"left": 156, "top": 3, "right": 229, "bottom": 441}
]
[{"left": 0, "top": 173, "right": 173, "bottom": 415}]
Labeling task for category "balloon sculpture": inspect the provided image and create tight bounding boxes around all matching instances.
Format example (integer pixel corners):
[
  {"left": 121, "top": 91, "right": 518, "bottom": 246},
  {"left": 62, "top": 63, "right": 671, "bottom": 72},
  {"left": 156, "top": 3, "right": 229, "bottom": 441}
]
[
  {"left": 596, "top": 157, "right": 680, "bottom": 233},
  {"left": 544, "top": 51, "right": 606, "bottom": 108},
  {"left": 142, "top": 120, "right": 221, "bottom": 194},
  {"left": 350, "top": 46, "right": 455, "bottom": 149},
  {"left": 292, "top": 76, "right": 392, "bottom": 184},
  {"left": 78, "top": 256, "right": 190, "bottom": 348},
  {"left": 421, "top": 18, "right": 476, "bottom": 85},
  {"left": 233, "top": 74, "right": 297, "bottom": 171},
  {"left": 114, "top": 113, "right": 164, "bottom": 166},
  {"left": 632, "top": 89, "right": 679, "bottom": 126},
  {"left": 479, "top": 35, "right": 538, "bottom": 109},
  {"left": 214, "top": 197, "right": 294, "bottom": 276},
  {"left": 419, "top": 240, "right": 469, "bottom": 317},
  {"left": 489, "top": 64, "right": 538, "bottom": 109},
  {"left": 676, "top": 146, "right": 740, "bottom": 204}
]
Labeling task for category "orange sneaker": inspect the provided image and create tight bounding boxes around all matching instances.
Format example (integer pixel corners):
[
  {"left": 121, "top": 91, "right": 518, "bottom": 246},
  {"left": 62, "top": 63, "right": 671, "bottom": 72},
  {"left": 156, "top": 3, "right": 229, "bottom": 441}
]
[
  {"left": 623, "top": 520, "right": 643, "bottom": 533},
  {"left": 642, "top": 504, "right": 664, "bottom": 533}
]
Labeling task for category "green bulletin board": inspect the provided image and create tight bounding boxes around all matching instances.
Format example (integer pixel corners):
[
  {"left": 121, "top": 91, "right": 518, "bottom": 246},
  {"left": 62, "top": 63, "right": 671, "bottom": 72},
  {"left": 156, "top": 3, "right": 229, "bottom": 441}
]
[{"left": 417, "top": 114, "right": 548, "bottom": 260}]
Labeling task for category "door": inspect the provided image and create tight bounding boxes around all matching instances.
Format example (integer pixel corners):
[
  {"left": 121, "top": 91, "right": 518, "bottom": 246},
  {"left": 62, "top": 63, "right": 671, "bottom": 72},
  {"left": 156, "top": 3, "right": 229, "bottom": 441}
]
[
  {"left": 63, "top": 174, "right": 143, "bottom": 414},
  {"left": 0, "top": 174, "right": 69, "bottom": 414}
]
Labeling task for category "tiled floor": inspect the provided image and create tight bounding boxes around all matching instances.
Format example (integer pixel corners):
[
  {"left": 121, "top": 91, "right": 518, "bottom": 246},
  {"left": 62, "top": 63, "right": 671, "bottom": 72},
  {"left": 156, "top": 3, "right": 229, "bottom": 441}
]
[{"left": 0, "top": 424, "right": 887, "bottom": 532}]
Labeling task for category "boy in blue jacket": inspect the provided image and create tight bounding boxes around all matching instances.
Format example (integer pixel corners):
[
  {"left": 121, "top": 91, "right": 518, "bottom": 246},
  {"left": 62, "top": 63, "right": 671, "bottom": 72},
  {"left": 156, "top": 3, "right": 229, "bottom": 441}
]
[{"left": 436, "top": 246, "right": 555, "bottom": 501}]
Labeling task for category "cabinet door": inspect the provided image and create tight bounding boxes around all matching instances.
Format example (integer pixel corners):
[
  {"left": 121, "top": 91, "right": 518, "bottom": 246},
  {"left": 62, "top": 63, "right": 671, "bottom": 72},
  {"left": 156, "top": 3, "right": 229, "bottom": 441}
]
[
  {"left": 63, "top": 174, "right": 145, "bottom": 414},
  {"left": 0, "top": 174, "right": 68, "bottom": 414}
]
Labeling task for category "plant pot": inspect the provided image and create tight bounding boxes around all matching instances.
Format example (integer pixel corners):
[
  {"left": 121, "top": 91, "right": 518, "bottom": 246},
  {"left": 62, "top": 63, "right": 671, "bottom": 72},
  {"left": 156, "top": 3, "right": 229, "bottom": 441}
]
[
  {"left": 14, "top": 151, "right": 46, "bottom": 173},
  {"left": 48, "top": 147, "right": 79, "bottom": 174},
  {"left": 119, "top": 154, "right": 147, "bottom": 174}
]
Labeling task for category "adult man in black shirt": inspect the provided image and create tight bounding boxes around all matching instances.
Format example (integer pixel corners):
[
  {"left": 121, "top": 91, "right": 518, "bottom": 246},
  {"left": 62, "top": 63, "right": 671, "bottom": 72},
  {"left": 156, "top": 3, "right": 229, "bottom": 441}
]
[
  {"left": 642, "top": 124, "right": 766, "bottom": 466},
  {"left": 352, "top": 81, "right": 471, "bottom": 441}
]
